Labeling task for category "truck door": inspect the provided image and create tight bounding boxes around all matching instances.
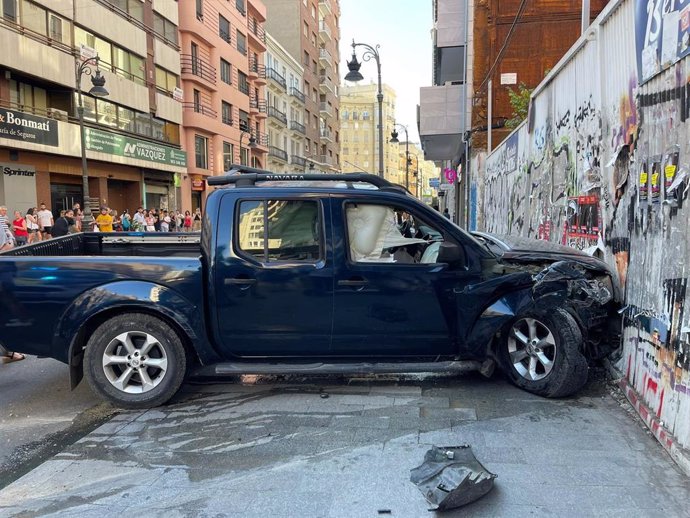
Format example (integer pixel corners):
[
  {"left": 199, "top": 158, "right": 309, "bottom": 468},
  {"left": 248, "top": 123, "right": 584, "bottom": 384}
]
[
  {"left": 330, "top": 196, "right": 477, "bottom": 357},
  {"left": 213, "top": 194, "right": 334, "bottom": 357}
]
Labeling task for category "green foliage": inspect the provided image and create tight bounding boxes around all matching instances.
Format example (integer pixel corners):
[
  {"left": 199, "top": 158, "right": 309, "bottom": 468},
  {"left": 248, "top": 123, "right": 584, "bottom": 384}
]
[{"left": 505, "top": 82, "right": 533, "bottom": 130}]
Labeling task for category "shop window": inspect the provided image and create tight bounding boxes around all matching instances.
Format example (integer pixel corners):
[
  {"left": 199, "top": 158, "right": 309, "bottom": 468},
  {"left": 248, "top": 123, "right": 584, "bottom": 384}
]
[
  {"left": 195, "top": 135, "right": 208, "bottom": 169},
  {"left": 117, "top": 106, "right": 134, "bottom": 132},
  {"left": 151, "top": 117, "right": 165, "bottom": 141},
  {"left": 135, "top": 112, "right": 152, "bottom": 137},
  {"left": 97, "top": 98, "right": 117, "bottom": 127},
  {"left": 82, "top": 95, "right": 97, "bottom": 122}
]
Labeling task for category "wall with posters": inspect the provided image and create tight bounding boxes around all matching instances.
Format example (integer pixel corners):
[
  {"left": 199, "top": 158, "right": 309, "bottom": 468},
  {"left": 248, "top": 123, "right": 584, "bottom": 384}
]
[{"left": 480, "top": 0, "right": 690, "bottom": 469}]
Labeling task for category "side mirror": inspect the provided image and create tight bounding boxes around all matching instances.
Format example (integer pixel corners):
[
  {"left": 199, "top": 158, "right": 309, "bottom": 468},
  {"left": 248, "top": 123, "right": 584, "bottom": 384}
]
[{"left": 437, "top": 241, "right": 466, "bottom": 266}]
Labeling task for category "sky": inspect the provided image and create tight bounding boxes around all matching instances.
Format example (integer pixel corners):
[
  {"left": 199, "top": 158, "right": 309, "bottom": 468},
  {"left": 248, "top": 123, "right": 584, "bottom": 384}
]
[{"left": 338, "top": 0, "right": 433, "bottom": 144}]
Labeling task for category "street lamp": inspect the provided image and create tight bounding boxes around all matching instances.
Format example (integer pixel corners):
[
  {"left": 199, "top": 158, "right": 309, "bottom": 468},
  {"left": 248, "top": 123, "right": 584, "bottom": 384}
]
[
  {"left": 76, "top": 56, "right": 108, "bottom": 229},
  {"left": 390, "top": 124, "right": 409, "bottom": 190},
  {"left": 345, "top": 39, "right": 383, "bottom": 178},
  {"left": 239, "top": 131, "right": 257, "bottom": 166}
]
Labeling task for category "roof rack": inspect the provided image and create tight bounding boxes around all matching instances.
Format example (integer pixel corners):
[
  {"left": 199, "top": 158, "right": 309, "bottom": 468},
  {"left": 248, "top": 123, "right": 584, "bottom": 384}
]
[{"left": 207, "top": 164, "right": 402, "bottom": 190}]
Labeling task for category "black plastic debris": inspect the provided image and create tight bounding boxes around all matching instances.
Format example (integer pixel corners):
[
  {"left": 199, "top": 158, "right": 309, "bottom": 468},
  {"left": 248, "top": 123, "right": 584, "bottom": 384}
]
[{"left": 410, "top": 445, "right": 497, "bottom": 511}]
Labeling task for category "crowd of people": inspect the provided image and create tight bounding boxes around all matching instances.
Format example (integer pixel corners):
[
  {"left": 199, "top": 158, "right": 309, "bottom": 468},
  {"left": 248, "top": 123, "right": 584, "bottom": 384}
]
[{"left": 0, "top": 203, "right": 203, "bottom": 251}]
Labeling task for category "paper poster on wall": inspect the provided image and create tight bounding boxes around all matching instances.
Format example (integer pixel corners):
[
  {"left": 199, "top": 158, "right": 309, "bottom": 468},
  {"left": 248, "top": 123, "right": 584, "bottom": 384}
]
[
  {"left": 638, "top": 159, "right": 649, "bottom": 205},
  {"left": 662, "top": 11, "right": 681, "bottom": 67},
  {"left": 663, "top": 148, "right": 680, "bottom": 195},
  {"left": 650, "top": 157, "right": 662, "bottom": 206}
]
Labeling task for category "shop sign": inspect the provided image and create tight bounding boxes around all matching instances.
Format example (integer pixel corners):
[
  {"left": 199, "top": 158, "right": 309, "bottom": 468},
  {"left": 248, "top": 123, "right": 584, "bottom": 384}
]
[
  {"left": 173, "top": 87, "right": 183, "bottom": 102},
  {"left": 85, "top": 128, "right": 186, "bottom": 167},
  {"left": 0, "top": 108, "right": 59, "bottom": 147},
  {"left": 0, "top": 162, "right": 36, "bottom": 178},
  {"left": 429, "top": 178, "right": 440, "bottom": 189},
  {"left": 191, "top": 175, "right": 205, "bottom": 191}
]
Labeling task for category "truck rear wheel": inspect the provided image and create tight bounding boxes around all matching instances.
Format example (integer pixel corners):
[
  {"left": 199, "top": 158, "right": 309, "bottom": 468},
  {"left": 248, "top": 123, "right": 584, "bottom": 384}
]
[
  {"left": 84, "top": 314, "right": 187, "bottom": 409},
  {"left": 499, "top": 307, "right": 588, "bottom": 398}
]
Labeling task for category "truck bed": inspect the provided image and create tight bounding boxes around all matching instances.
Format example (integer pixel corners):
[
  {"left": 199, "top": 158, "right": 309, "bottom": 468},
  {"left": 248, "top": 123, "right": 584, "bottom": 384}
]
[{"left": 1, "top": 232, "right": 201, "bottom": 258}]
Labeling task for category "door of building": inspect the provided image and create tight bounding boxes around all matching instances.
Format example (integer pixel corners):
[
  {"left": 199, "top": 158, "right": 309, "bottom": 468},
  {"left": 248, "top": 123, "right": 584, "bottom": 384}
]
[{"left": 50, "top": 183, "right": 83, "bottom": 218}]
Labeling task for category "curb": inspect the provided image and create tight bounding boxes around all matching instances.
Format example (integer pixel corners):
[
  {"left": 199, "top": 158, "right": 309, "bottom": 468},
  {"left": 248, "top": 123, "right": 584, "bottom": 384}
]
[{"left": 614, "top": 374, "right": 690, "bottom": 477}]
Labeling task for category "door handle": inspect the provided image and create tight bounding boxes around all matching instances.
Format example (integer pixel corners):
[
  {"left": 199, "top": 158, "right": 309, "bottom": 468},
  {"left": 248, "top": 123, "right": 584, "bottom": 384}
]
[
  {"left": 224, "top": 277, "right": 257, "bottom": 290},
  {"left": 338, "top": 278, "right": 369, "bottom": 288}
]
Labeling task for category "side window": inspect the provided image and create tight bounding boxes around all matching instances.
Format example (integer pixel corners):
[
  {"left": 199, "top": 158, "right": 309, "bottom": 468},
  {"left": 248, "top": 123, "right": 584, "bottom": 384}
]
[
  {"left": 237, "top": 200, "right": 321, "bottom": 262},
  {"left": 345, "top": 203, "right": 444, "bottom": 264}
]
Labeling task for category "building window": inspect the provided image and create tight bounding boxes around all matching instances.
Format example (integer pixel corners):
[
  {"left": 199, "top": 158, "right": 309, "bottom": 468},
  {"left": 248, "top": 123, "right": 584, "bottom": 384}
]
[
  {"left": 311, "top": 4, "right": 316, "bottom": 18},
  {"left": 220, "top": 59, "right": 232, "bottom": 84},
  {"left": 362, "top": 111, "right": 370, "bottom": 120},
  {"left": 223, "top": 141, "right": 234, "bottom": 171},
  {"left": 155, "top": 66, "right": 179, "bottom": 94},
  {"left": 195, "top": 0, "right": 203, "bottom": 20},
  {"left": 74, "top": 26, "right": 144, "bottom": 84},
  {"left": 219, "top": 15, "right": 230, "bottom": 43},
  {"left": 311, "top": 32, "right": 316, "bottom": 47},
  {"left": 239, "top": 109, "right": 249, "bottom": 131},
  {"left": 153, "top": 12, "right": 179, "bottom": 45},
  {"left": 238, "top": 71, "right": 249, "bottom": 95},
  {"left": 222, "top": 101, "right": 233, "bottom": 125},
  {"left": 195, "top": 135, "right": 208, "bottom": 169},
  {"left": 237, "top": 30, "right": 247, "bottom": 55},
  {"left": 312, "top": 60, "right": 317, "bottom": 73},
  {"left": 303, "top": 21, "right": 308, "bottom": 37},
  {"left": 303, "top": 50, "right": 309, "bottom": 66},
  {"left": 3, "top": 0, "right": 17, "bottom": 21},
  {"left": 236, "top": 0, "right": 245, "bottom": 16}
]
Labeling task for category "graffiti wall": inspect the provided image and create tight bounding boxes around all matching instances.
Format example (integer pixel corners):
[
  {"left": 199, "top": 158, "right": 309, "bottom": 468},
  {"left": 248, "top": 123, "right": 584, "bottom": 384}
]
[{"left": 480, "top": 0, "right": 690, "bottom": 452}]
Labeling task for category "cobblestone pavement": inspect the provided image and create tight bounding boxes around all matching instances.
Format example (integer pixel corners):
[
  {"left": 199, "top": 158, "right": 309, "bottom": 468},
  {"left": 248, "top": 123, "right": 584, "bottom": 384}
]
[{"left": 1, "top": 371, "right": 688, "bottom": 518}]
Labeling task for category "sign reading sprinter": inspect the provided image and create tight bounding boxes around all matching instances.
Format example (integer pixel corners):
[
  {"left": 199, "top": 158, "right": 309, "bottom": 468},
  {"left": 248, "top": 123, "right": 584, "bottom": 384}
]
[{"left": 0, "top": 108, "right": 59, "bottom": 147}]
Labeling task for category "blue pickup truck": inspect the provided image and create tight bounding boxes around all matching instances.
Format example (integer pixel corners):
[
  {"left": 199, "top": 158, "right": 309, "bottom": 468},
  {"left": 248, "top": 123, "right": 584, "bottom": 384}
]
[{"left": 0, "top": 168, "right": 620, "bottom": 408}]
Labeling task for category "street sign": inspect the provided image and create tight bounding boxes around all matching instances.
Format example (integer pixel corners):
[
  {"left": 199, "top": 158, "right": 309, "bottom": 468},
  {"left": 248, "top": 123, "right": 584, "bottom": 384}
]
[
  {"left": 429, "top": 178, "right": 440, "bottom": 188},
  {"left": 500, "top": 73, "right": 517, "bottom": 85},
  {"left": 173, "top": 87, "right": 183, "bottom": 102},
  {"left": 439, "top": 184, "right": 452, "bottom": 191},
  {"left": 80, "top": 44, "right": 97, "bottom": 61}
]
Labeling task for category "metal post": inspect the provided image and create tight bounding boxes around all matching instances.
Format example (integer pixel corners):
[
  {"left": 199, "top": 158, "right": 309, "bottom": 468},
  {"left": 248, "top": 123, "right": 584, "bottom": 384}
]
[
  {"left": 376, "top": 65, "right": 384, "bottom": 178},
  {"left": 405, "top": 138, "right": 409, "bottom": 190},
  {"left": 581, "top": 0, "right": 590, "bottom": 34},
  {"left": 487, "top": 79, "right": 492, "bottom": 153}
]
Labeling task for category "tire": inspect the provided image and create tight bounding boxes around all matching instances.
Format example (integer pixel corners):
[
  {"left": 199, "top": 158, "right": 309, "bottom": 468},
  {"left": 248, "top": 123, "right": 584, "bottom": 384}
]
[
  {"left": 84, "top": 313, "right": 187, "bottom": 409},
  {"left": 498, "top": 307, "right": 588, "bottom": 398}
]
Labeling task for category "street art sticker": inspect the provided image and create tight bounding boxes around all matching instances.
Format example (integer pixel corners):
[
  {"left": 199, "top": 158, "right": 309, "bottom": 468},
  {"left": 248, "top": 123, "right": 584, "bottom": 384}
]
[
  {"left": 639, "top": 159, "right": 649, "bottom": 205},
  {"left": 650, "top": 157, "right": 662, "bottom": 207},
  {"left": 563, "top": 195, "right": 600, "bottom": 249}
]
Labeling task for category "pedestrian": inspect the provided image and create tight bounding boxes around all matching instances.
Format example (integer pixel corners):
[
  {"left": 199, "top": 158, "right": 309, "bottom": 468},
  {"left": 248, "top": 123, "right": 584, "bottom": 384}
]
[
  {"left": 175, "top": 210, "right": 183, "bottom": 231},
  {"left": 12, "top": 210, "right": 28, "bottom": 247},
  {"left": 192, "top": 208, "right": 202, "bottom": 232},
  {"left": 95, "top": 206, "right": 114, "bottom": 232},
  {"left": 443, "top": 208, "right": 450, "bottom": 219},
  {"left": 133, "top": 207, "right": 146, "bottom": 231},
  {"left": 145, "top": 210, "right": 155, "bottom": 232},
  {"left": 72, "top": 203, "right": 83, "bottom": 232},
  {"left": 183, "top": 210, "right": 192, "bottom": 232},
  {"left": 52, "top": 209, "right": 73, "bottom": 237},
  {"left": 111, "top": 210, "right": 120, "bottom": 231},
  {"left": 153, "top": 209, "right": 161, "bottom": 232},
  {"left": 0, "top": 206, "right": 15, "bottom": 251},
  {"left": 160, "top": 211, "right": 170, "bottom": 232},
  {"left": 121, "top": 209, "right": 131, "bottom": 231},
  {"left": 25, "top": 208, "right": 39, "bottom": 244},
  {"left": 37, "top": 202, "right": 54, "bottom": 240}
]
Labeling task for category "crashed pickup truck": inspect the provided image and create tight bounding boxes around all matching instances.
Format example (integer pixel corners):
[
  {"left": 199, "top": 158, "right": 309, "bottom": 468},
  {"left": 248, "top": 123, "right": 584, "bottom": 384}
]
[{"left": 0, "top": 167, "right": 620, "bottom": 408}]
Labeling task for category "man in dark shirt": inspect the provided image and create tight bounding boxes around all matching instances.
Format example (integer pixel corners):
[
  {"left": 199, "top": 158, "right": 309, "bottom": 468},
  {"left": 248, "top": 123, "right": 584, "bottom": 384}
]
[{"left": 52, "top": 209, "right": 74, "bottom": 237}]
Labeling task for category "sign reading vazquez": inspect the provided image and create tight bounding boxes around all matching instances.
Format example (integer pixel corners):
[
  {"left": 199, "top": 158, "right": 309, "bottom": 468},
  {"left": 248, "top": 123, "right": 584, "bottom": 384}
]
[
  {"left": 86, "top": 128, "right": 186, "bottom": 167},
  {"left": 0, "top": 108, "right": 59, "bottom": 147}
]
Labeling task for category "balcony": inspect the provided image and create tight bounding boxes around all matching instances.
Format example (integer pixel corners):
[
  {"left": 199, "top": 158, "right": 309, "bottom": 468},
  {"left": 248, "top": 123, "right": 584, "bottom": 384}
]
[
  {"left": 266, "top": 67, "right": 287, "bottom": 90},
  {"left": 318, "top": 48, "right": 332, "bottom": 66},
  {"left": 320, "top": 127, "right": 333, "bottom": 142},
  {"left": 318, "top": 20, "right": 332, "bottom": 42},
  {"left": 291, "top": 155, "right": 307, "bottom": 167},
  {"left": 318, "top": 154, "right": 333, "bottom": 165},
  {"left": 290, "top": 120, "right": 306, "bottom": 135},
  {"left": 180, "top": 53, "right": 216, "bottom": 86},
  {"left": 319, "top": 74, "right": 335, "bottom": 95},
  {"left": 319, "top": 0, "right": 332, "bottom": 16},
  {"left": 319, "top": 102, "right": 333, "bottom": 118},
  {"left": 269, "top": 146, "right": 288, "bottom": 162},
  {"left": 253, "top": 131, "right": 269, "bottom": 150},
  {"left": 288, "top": 87, "right": 304, "bottom": 105},
  {"left": 268, "top": 106, "right": 287, "bottom": 125},
  {"left": 248, "top": 18, "right": 267, "bottom": 50},
  {"left": 250, "top": 98, "right": 267, "bottom": 117},
  {"left": 182, "top": 101, "right": 217, "bottom": 118},
  {"left": 249, "top": 58, "right": 267, "bottom": 84},
  {"left": 182, "top": 101, "right": 217, "bottom": 131}
]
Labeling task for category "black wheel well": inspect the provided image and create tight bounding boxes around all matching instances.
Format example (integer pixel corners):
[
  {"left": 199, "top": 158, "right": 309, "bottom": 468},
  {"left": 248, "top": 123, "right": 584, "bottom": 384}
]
[{"left": 69, "top": 307, "right": 199, "bottom": 387}]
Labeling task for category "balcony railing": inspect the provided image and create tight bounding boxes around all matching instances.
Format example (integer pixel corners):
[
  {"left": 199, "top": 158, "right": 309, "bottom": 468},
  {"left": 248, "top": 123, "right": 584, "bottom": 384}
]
[
  {"left": 290, "top": 120, "right": 306, "bottom": 134},
  {"left": 319, "top": 48, "right": 332, "bottom": 63},
  {"left": 319, "top": 0, "right": 332, "bottom": 15},
  {"left": 250, "top": 98, "right": 268, "bottom": 113},
  {"left": 291, "top": 155, "right": 307, "bottom": 167},
  {"left": 266, "top": 67, "right": 287, "bottom": 89},
  {"left": 290, "top": 87, "right": 305, "bottom": 103},
  {"left": 269, "top": 146, "right": 288, "bottom": 162},
  {"left": 319, "top": 75, "right": 335, "bottom": 94},
  {"left": 249, "top": 18, "right": 266, "bottom": 44},
  {"left": 318, "top": 154, "right": 333, "bottom": 165},
  {"left": 268, "top": 106, "right": 287, "bottom": 125},
  {"left": 318, "top": 20, "right": 331, "bottom": 40},
  {"left": 320, "top": 127, "right": 332, "bottom": 141},
  {"left": 319, "top": 102, "right": 333, "bottom": 117},
  {"left": 181, "top": 53, "right": 216, "bottom": 83},
  {"left": 249, "top": 58, "right": 267, "bottom": 79},
  {"left": 182, "top": 101, "right": 217, "bottom": 118},
  {"left": 254, "top": 132, "right": 269, "bottom": 147}
]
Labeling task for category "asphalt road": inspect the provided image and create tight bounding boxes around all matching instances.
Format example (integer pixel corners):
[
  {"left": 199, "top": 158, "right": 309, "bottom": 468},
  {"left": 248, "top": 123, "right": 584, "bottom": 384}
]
[{"left": 0, "top": 355, "right": 115, "bottom": 488}]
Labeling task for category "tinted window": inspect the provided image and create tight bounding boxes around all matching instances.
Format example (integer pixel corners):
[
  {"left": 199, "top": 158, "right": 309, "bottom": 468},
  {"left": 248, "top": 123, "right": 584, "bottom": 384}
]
[{"left": 237, "top": 200, "right": 321, "bottom": 262}]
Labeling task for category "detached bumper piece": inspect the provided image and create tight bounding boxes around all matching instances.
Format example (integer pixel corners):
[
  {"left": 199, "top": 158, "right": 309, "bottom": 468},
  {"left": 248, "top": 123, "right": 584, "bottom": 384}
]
[{"left": 410, "top": 445, "right": 497, "bottom": 511}]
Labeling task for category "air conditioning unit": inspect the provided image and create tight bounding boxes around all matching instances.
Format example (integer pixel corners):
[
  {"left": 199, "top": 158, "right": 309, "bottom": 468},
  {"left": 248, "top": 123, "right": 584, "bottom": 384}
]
[{"left": 47, "top": 108, "right": 68, "bottom": 121}]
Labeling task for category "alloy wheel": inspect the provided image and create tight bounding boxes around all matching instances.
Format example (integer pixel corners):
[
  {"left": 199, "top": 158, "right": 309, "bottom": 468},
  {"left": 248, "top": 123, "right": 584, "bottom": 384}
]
[
  {"left": 102, "top": 331, "right": 168, "bottom": 394},
  {"left": 507, "top": 317, "right": 556, "bottom": 381}
]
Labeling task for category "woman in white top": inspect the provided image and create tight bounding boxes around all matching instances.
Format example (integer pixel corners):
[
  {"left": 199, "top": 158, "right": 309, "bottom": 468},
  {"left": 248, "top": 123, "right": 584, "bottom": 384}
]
[{"left": 25, "top": 208, "right": 40, "bottom": 244}]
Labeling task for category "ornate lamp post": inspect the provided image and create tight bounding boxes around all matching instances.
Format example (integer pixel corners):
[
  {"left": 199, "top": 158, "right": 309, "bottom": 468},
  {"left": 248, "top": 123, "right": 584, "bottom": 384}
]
[
  {"left": 239, "top": 131, "right": 257, "bottom": 166},
  {"left": 345, "top": 39, "right": 383, "bottom": 178},
  {"left": 390, "top": 124, "right": 409, "bottom": 189},
  {"left": 76, "top": 56, "right": 109, "bottom": 229}
]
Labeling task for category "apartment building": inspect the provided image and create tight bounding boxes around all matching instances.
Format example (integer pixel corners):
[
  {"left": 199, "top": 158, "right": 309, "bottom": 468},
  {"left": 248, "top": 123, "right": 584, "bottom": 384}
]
[
  {"left": 179, "top": 0, "right": 268, "bottom": 211},
  {"left": 265, "top": 33, "right": 306, "bottom": 173},
  {"left": 339, "top": 83, "right": 398, "bottom": 181},
  {"left": 263, "top": 0, "right": 340, "bottom": 172},
  {"left": 398, "top": 142, "right": 439, "bottom": 203},
  {"left": 0, "top": 0, "right": 185, "bottom": 216}
]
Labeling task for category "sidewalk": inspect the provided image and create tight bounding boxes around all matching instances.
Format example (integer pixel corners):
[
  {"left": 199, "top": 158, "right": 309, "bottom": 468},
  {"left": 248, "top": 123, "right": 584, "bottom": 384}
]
[{"left": 1, "top": 371, "right": 688, "bottom": 517}]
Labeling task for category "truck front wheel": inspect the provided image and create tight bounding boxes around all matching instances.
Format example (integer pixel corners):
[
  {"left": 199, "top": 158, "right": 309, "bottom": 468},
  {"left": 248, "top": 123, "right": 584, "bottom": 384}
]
[{"left": 84, "top": 314, "right": 187, "bottom": 409}]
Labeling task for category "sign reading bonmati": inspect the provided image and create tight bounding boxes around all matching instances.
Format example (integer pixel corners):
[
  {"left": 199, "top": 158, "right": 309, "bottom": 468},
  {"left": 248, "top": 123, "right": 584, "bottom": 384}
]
[
  {"left": 85, "top": 128, "right": 186, "bottom": 167},
  {"left": 0, "top": 108, "right": 59, "bottom": 147}
]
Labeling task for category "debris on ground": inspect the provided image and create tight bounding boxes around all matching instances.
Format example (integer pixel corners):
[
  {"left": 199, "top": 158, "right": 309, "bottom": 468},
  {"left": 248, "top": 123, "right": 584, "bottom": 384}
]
[{"left": 410, "top": 445, "right": 497, "bottom": 511}]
